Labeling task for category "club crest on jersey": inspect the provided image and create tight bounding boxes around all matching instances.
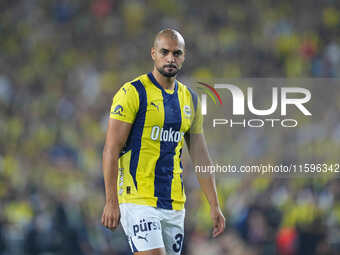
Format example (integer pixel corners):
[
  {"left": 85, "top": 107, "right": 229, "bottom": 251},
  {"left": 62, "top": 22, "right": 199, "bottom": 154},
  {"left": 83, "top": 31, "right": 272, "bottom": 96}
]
[
  {"left": 150, "top": 126, "right": 184, "bottom": 142},
  {"left": 183, "top": 105, "right": 191, "bottom": 118}
]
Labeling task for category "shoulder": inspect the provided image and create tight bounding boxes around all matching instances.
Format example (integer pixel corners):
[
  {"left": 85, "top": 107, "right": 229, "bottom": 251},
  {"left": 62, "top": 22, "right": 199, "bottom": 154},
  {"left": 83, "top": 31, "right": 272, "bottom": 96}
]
[
  {"left": 116, "top": 74, "right": 148, "bottom": 97},
  {"left": 177, "top": 80, "right": 198, "bottom": 97},
  {"left": 123, "top": 74, "right": 146, "bottom": 88},
  {"left": 177, "top": 80, "right": 199, "bottom": 109}
]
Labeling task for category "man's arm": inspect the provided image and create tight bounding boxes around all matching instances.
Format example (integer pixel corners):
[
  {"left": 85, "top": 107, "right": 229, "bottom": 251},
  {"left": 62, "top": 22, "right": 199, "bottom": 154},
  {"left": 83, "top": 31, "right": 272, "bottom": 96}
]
[
  {"left": 101, "top": 118, "right": 132, "bottom": 230},
  {"left": 186, "top": 133, "right": 225, "bottom": 237}
]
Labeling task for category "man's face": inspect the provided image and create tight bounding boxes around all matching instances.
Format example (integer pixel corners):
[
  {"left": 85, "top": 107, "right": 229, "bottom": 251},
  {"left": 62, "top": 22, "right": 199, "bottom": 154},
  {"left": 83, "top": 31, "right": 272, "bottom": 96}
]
[{"left": 151, "top": 36, "right": 185, "bottom": 78}]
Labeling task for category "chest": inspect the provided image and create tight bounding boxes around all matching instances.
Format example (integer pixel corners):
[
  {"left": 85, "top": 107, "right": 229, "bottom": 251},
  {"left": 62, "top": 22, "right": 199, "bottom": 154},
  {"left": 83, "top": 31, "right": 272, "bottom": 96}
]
[{"left": 142, "top": 91, "right": 193, "bottom": 133}]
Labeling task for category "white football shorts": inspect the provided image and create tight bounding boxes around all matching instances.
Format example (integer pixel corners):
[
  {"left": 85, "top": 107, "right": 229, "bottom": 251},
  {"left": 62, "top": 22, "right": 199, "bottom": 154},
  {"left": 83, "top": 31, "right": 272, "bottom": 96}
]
[{"left": 120, "top": 203, "right": 185, "bottom": 254}]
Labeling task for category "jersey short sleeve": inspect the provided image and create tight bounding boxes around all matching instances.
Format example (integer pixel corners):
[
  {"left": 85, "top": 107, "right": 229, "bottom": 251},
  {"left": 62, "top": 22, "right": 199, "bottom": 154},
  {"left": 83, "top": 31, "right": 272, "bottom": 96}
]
[
  {"left": 190, "top": 95, "right": 203, "bottom": 134},
  {"left": 110, "top": 83, "right": 139, "bottom": 124}
]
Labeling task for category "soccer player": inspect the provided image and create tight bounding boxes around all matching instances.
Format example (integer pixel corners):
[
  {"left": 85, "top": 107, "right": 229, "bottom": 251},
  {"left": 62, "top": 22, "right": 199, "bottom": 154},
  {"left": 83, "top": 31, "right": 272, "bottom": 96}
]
[{"left": 101, "top": 29, "right": 225, "bottom": 255}]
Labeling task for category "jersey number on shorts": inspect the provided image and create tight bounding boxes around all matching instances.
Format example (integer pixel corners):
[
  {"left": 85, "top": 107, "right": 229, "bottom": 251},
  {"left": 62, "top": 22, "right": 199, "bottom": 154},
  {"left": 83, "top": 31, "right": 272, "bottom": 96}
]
[{"left": 172, "top": 233, "right": 183, "bottom": 253}]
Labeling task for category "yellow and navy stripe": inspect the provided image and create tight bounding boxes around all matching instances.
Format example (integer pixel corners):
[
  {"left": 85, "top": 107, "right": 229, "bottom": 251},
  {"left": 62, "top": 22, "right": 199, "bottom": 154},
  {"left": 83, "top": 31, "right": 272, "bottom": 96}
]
[
  {"left": 128, "top": 79, "right": 147, "bottom": 190},
  {"left": 148, "top": 73, "right": 181, "bottom": 209}
]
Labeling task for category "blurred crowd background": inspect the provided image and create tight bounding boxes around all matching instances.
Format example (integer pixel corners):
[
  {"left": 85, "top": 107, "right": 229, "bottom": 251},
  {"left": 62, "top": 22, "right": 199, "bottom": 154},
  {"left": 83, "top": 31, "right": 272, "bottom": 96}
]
[{"left": 1, "top": 0, "right": 340, "bottom": 254}]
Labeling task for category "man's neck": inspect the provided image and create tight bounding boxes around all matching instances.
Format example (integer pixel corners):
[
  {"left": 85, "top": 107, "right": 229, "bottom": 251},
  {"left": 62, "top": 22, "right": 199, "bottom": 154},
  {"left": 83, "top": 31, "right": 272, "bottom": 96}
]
[{"left": 152, "top": 69, "right": 176, "bottom": 90}]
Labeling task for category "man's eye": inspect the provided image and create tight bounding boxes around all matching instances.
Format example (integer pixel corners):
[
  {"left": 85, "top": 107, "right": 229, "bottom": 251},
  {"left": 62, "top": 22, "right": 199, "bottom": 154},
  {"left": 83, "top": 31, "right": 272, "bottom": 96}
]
[
  {"left": 174, "top": 51, "right": 182, "bottom": 57},
  {"left": 161, "top": 50, "right": 168, "bottom": 55}
]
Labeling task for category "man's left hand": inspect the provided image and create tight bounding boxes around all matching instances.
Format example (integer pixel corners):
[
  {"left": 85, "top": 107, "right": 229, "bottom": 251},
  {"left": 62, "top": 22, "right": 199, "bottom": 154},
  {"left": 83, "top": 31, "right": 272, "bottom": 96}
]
[{"left": 210, "top": 206, "right": 225, "bottom": 238}]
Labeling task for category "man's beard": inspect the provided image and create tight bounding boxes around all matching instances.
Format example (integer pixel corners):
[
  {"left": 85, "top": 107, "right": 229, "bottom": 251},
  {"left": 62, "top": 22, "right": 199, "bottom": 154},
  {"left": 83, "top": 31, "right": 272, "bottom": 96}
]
[{"left": 157, "top": 64, "right": 179, "bottom": 77}]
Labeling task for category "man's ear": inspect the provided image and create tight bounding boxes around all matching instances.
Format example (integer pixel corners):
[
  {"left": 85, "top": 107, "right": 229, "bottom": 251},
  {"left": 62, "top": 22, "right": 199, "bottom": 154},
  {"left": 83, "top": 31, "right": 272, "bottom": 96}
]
[{"left": 151, "top": 47, "right": 156, "bottom": 60}]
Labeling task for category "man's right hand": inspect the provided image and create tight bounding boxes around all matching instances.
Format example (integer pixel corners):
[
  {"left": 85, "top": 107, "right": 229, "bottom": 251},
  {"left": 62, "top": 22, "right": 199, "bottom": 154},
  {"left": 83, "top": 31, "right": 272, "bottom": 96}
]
[{"left": 101, "top": 203, "right": 120, "bottom": 231}]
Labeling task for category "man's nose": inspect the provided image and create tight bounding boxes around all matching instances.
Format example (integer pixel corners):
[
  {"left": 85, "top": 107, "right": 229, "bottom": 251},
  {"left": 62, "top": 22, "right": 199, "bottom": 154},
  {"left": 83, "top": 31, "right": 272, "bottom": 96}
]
[{"left": 166, "top": 53, "right": 175, "bottom": 63}]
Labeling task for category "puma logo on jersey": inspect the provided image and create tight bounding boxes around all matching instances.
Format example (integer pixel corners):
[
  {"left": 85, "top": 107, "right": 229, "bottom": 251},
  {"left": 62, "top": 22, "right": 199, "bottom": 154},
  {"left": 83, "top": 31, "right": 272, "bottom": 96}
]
[
  {"left": 137, "top": 233, "right": 149, "bottom": 242},
  {"left": 150, "top": 126, "right": 184, "bottom": 142},
  {"left": 150, "top": 102, "right": 159, "bottom": 111}
]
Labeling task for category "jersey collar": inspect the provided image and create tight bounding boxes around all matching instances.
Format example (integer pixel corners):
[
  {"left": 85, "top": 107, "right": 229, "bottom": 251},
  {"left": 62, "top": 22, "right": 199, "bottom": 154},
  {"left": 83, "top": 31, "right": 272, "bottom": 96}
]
[{"left": 147, "top": 72, "right": 178, "bottom": 95}]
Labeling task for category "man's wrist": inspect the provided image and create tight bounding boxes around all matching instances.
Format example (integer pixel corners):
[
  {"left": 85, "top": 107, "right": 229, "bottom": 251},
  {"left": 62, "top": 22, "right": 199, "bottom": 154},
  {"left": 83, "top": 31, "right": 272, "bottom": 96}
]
[
  {"left": 106, "top": 198, "right": 119, "bottom": 206},
  {"left": 209, "top": 203, "right": 220, "bottom": 210}
]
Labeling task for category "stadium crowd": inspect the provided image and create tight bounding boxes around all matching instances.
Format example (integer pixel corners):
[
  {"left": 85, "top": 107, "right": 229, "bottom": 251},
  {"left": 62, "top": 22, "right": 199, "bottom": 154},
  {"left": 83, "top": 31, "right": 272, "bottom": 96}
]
[{"left": 0, "top": 0, "right": 340, "bottom": 254}]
